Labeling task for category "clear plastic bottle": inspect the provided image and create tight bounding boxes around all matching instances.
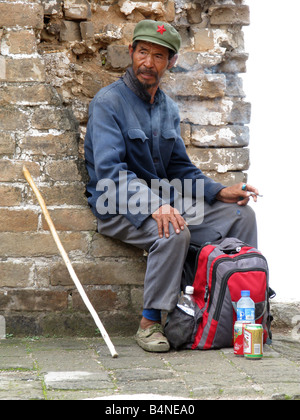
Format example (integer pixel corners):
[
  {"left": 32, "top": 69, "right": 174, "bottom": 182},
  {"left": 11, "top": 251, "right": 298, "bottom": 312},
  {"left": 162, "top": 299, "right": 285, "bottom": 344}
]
[
  {"left": 177, "top": 286, "right": 195, "bottom": 317},
  {"left": 237, "top": 290, "right": 255, "bottom": 323}
]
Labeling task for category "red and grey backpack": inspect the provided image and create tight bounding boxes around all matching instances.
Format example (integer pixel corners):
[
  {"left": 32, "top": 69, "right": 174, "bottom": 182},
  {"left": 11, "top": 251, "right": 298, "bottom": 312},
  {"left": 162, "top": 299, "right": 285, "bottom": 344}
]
[{"left": 165, "top": 237, "right": 275, "bottom": 350}]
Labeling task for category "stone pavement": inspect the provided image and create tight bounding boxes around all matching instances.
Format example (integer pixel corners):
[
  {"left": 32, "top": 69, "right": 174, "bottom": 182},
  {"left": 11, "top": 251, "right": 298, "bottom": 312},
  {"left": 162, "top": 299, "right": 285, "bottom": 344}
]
[{"left": 0, "top": 329, "right": 299, "bottom": 402}]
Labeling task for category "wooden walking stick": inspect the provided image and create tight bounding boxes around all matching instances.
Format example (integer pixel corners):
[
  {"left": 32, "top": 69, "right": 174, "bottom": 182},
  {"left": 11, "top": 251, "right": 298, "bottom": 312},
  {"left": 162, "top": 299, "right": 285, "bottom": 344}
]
[{"left": 23, "top": 166, "right": 118, "bottom": 358}]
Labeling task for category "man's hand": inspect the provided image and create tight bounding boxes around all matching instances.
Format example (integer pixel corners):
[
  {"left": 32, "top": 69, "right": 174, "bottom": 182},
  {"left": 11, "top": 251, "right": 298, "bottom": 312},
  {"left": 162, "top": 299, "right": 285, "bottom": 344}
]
[
  {"left": 216, "top": 183, "right": 260, "bottom": 206},
  {"left": 152, "top": 204, "right": 187, "bottom": 238}
]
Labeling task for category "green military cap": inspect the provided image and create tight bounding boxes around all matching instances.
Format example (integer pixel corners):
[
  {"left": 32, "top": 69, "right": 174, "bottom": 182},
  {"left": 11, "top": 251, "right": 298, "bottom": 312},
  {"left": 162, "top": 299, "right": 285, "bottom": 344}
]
[{"left": 133, "top": 19, "right": 181, "bottom": 53}]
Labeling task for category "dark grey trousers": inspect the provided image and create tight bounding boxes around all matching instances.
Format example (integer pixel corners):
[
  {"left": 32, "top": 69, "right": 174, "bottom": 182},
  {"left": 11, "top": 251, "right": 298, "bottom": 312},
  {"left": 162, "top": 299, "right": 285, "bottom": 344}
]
[{"left": 97, "top": 201, "right": 257, "bottom": 313}]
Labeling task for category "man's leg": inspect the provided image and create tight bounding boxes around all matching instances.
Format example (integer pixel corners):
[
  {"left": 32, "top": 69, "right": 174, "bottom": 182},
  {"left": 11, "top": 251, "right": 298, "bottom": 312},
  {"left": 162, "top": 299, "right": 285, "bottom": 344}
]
[
  {"left": 97, "top": 214, "right": 191, "bottom": 351},
  {"left": 188, "top": 200, "right": 257, "bottom": 247}
]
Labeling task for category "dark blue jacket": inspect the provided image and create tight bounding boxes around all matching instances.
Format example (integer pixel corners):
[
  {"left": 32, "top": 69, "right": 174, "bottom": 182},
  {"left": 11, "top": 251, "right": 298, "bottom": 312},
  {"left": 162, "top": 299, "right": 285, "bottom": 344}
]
[{"left": 84, "top": 77, "right": 225, "bottom": 228}]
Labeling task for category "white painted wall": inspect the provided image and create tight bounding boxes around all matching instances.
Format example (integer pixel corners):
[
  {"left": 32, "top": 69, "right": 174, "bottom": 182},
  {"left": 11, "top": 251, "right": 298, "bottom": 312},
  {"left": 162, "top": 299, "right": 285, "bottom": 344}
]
[{"left": 243, "top": 0, "right": 300, "bottom": 302}]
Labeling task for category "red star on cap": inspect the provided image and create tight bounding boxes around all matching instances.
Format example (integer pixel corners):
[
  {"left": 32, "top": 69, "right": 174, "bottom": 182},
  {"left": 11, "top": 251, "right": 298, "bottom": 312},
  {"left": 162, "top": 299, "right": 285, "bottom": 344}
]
[{"left": 157, "top": 25, "right": 166, "bottom": 35}]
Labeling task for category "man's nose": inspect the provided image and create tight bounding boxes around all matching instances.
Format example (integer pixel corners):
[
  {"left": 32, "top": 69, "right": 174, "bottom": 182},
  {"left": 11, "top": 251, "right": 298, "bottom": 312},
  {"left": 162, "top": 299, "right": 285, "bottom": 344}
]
[{"left": 144, "top": 54, "right": 154, "bottom": 67}]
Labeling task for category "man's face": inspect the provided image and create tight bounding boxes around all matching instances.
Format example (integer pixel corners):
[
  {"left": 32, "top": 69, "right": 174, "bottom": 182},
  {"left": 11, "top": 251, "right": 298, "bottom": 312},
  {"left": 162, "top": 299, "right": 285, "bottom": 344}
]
[{"left": 129, "top": 41, "right": 171, "bottom": 90}]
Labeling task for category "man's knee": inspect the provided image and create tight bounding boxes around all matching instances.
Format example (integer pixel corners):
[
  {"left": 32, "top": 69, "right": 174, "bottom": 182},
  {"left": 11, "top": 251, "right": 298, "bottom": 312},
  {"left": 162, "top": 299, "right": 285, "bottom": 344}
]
[{"left": 169, "top": 225, "right": 191, "bottom": 249}]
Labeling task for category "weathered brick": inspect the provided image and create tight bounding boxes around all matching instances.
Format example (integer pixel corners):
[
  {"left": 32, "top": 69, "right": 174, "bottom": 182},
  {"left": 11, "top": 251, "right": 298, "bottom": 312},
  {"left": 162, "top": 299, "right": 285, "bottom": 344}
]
[
  {"left": 0, "top": 3, "right": 44, "bottom": 29},
  {"left": 80, "top": 21, "right": 94, "bottom": 40},
  {"left": 63, "top": 0, "right": 92, "bottom": 21},
  {"left": 0, "top": 108, "right": 31, "bottom": 131},
  {"left": 91, "top": 234, "right": 142, "bottom": 258},
  {"left": 72, "top": 288, "right": 125, "bottom": 312},
  {"left": 0, "top": 161, "right": 40, "bottom": 182},
  {"left": 162, "top": 73, "right": 226, "bottom": 99},
  {"left": 0, "top": 261, "right": 32, "bottom": 288},
  {"left": 1, "top": 29, "right": 37, "bottom": 55},
  {"left": 192, "top": 28, "right": 215, "bottom": 52},
  {"left": 178, "top": 99, "right": 251, "bottom": 125},
  {"left": 31, "top": 107, "right": 77, "bottom": 131},
  {"left": 41, "top": 0, "right": 63, "bottom": 16},
  {"left": 60, "top": 20, "right": 81, "bottom": 42},
  {"left": 0, "top": 84, "right": 61, "bottom": 106},
  {"left": 191, "top": 125, "right": 249, "bottom": 148},
  {"left": 0, "top": 290, "right": 68, "bottom": 312},
  {"left": 0, "top": 209, "right": 38, "bottom": 232},
  {"left": 0, "top": 132, "right": 15, "bottom": 155},
  {"left": 50, "top": 259, "right": 146, "bottom": 286},
  {"left": 217, "top": 52, "right": 248, "bottom": 74},
  {"left": 41, "top": 208, "right": 96, "bottom": 231},
  {"left": 0, "top": 184, "right": 22, "bottom": 206},
  {"left": 107, "top": 45, "right": 131, "bottom": 69},
  {"left": 210, "top": 5, "right": 250, "bottom": 26},
  {"left": 20, "top": 132, "right": 78, "bottom": 157},
  {"left": 0, "top": 232, "right": 89, "bottom": 257},
  {"left": 30, "top": 184, "right": 87, "bottom": 206},
  {"left": 0, "top": 57, "right": 45, "bottom": 82},
  {"left": 45, "top": 160, "right": 82, "bottom": 182},
  {"left": 188, "top": 147, "right": 249, "bottom": 173},
  {"left": 203, "top": 170, "right": 246, "bottom": 186}
]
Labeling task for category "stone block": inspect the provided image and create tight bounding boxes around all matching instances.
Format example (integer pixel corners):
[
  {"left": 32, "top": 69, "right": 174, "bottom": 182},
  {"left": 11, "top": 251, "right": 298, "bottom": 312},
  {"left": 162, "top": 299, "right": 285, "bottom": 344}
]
[
  {"left": 0, "top": 84, "right": 61, "bottom": 106},
  {"left": 191, "top": 125, "right": 249, "bottom": 148},
  {"left": 20, "top": 132, "right": 78, "bottom": 157},
  {"left": 30, "top": 184, "right": 87, "bottom": 207},
  {"left": 186, "top": 3, "right": 202, "bottom": 24},
  {"left": 63, "top": 0, "right": 92, "bottom": 21},
  {"left": 0, "top": 108, "right": 31, "bottom": 131},
  {"left": 162, "top": 73, "right": 226, "bottom": 99},
  {"left": 0, "top": 261, "right": 32, "bottom": 288},
  {"left": 217, "top": 52, "right": 249, "bottom": 74},
  {"left": 0, "top": 290, "right": 68, "bottom": 312},
  {"left": 41, "top": 0, "right": 63, "bottom": 16},
  {"left": 0, "top": 185, "right": 22, "bottom": 207},
  {"left": 49, "top": 259, "right": 146, "bottom": 286},
  {"left": 192, "top": 28, "right": 215, "bottom": 52},
  {"left": 0, "top": 209, "right": 38, "bottom": 232},
  {"left": 31, "top": 107, "right": 77, "bottom": 131},
  {"left": 0, "top": 232, "right": 89, "bottom": 258},
  {"left": 0, "top": 3, "right": 44, "bottom": 29},
  {"left": 107, "top": 45, "right": 131, "bottom": 69},
  {"left": 1, "top": 30, "right": 37, "bottom": 56},
  {"left": 0, "top": 160, "right": 40, "bottom": 182},
  {"left": 210, "top": 5, "right": 250, "bottom": 26},
  {"left": 1, "top": 57, "right": 45, "bottom": 82},
  {"left": 45, "top": 160, "right": 82, "bottom": 182},
  {"left": 178, "top": 99, "right": 250, "bottom": 126},
  {"left": 80, "top": 21, "right": 94, "bottom": 40},
  {"left": 0, "top": 132, "right": 15, "bottom": 155},
  {"left": 41, "top": 208, "right": 96, "bottom": 231},
  {"left": 187, "top": 147, "right": 249, "bottom": 173},
  {"left": 91, "top": 234, "right": 142, "bottom": 258},
  {"left": 60, "top": 20, "right": 81, "bottom": 42}
]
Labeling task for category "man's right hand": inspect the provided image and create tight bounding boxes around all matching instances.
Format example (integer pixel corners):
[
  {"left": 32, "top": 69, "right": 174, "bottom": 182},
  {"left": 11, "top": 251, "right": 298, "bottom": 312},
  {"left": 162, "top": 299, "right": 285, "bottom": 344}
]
[{"left": 152, "top": 204, "right": 187, "bottom": 238}]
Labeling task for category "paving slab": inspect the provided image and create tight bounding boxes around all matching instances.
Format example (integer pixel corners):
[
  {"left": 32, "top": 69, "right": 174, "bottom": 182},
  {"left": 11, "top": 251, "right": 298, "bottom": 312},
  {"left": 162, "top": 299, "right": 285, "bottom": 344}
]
[{"left": 0, "top": 331, "right": 298, "bottom": 401}]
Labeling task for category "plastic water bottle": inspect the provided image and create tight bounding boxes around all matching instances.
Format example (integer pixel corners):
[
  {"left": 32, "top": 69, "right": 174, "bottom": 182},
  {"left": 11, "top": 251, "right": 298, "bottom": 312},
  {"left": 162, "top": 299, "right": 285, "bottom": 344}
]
[
  {"left": 177, "top": 286, "right": 195, "bottom": 317},
  {"left": 237, "top": 290, "right": 255, "bottom": 323}
]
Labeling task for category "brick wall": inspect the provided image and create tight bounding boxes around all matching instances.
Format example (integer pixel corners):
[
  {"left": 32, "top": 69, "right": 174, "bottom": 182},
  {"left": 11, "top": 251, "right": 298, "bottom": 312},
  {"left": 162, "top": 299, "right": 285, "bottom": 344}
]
[{"left": 0, "top": 0, "right": 250, "bottom": 336}]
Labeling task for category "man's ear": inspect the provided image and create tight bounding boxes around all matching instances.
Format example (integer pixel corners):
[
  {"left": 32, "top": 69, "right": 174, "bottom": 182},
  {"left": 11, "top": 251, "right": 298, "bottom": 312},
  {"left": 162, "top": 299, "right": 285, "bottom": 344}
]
[
  {"left": 167, "top": 54, "right": 178, "bottom": 70},
  {"left": 128, "top": 44, "right": 133, "bottom": 59}
]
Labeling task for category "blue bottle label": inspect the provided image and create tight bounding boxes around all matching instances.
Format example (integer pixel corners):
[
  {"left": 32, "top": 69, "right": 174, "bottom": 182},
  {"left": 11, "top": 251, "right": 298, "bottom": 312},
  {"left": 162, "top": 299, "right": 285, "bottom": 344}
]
[{"left": 237, "top": 308, "right": 255, "bottom": 321}]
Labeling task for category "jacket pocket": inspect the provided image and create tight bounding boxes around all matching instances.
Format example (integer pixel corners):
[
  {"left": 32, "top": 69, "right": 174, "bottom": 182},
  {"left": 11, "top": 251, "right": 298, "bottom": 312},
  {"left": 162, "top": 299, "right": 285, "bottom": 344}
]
[
  {"left": 161, "top": 128, "right": 177, "bottom": 142},
  {"left": 128, "top": 128, "right": 148, "bottom": 143}
]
